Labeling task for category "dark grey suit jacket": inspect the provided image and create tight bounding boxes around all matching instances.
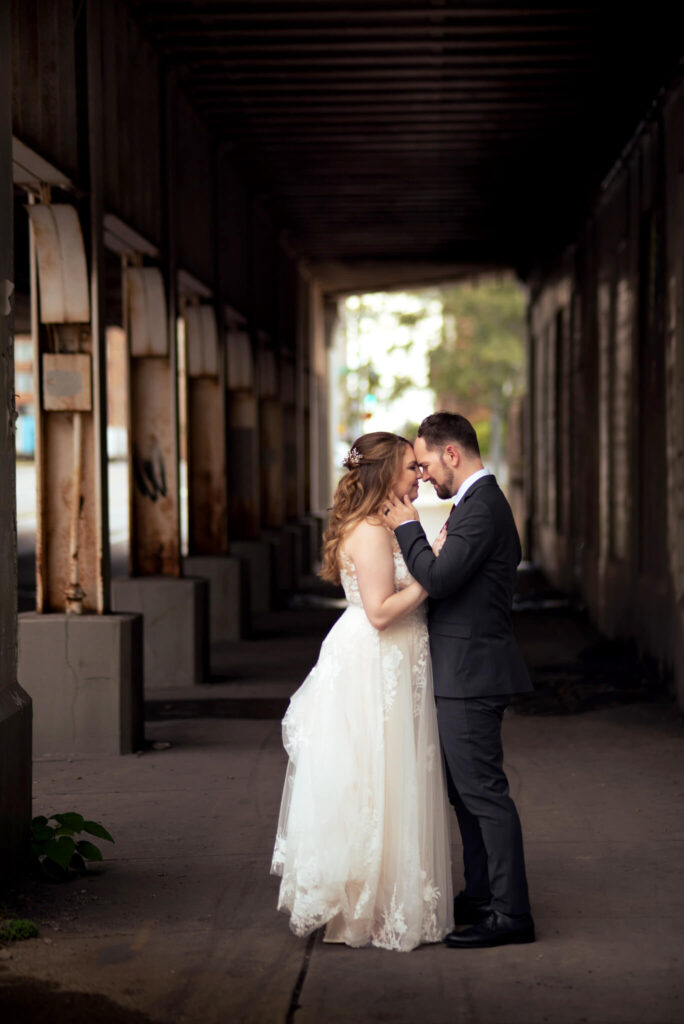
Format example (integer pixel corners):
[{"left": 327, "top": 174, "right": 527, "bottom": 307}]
[{"left": 395, "top": 475, "right": 533, "bottom": 699}]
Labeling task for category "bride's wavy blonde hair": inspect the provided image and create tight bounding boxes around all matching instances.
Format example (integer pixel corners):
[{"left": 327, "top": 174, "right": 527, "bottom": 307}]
[{"left": 320, "top": 431, "right": 411, "bottom": 584}]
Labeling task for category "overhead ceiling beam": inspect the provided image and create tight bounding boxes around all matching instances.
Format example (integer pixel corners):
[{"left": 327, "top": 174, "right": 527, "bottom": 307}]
[
  {"left": 184, "top": 63, "right": 582, "bottom": 78},
  {"left": 131, "top": 3, "right": 590, "bottom": 21},
  {"left": 155, "top": 31, "right": 588, "bottom": 48},
  {"left": 173, "top": 50, "right": 585, "bottom": 65}
]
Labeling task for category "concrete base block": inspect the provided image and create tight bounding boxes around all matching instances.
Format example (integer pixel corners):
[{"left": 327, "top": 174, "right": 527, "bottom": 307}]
[
  {"left": 18, "top": 613, "right": 143, "bottom": 757},
  {"left": 229, "top": 541, "right": 272, "bottom": 615},
  {"left": 0, "top": 680, "right": 32, "bottom": 878},
  {"left": 182, "top": 555, "right": 245, "bottom": 643},
  {"left": 111, "top": 577, "right": 208, "bottom": 690}
]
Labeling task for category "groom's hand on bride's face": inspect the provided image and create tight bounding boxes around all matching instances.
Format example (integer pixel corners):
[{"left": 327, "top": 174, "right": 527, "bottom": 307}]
[{"left": 382, "top": 493, "right": 419, "bottom": 532}]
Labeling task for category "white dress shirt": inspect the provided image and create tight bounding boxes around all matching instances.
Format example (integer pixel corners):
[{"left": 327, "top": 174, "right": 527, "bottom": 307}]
[{"left": 452, "top": 466, "right": 492, "bottom": 507}]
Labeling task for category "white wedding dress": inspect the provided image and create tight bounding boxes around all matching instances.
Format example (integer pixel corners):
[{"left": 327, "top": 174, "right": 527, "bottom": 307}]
[{"left": 271, "top": 538, "right": 453, "bottom": 951}]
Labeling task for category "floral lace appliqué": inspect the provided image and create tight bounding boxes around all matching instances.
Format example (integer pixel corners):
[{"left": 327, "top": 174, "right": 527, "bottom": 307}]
[
  {"left": 272, "top": 830, "right": 287, "bottom": 870},
  {"left": 381, "top": 643, "right": 403, "bottom": 719},
  {"left": 373, "top": 887, "right": 408, "bottom": 950},
  {"left": 412, "top": 625, "right": 429, "bottom": 719},
  {"left": 421, "top": 872, "right": 442, "bottom": 943}
]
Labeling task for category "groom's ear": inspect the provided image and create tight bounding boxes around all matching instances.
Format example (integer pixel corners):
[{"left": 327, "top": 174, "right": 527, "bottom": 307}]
[{"left": 444, "top": 443, "right": 460, "bottom": 467}]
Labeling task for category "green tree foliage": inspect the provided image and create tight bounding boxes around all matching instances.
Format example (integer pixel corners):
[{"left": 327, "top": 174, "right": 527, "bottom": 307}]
[{"left": 429, "top": 276, "right": 526, "bottom": 422}]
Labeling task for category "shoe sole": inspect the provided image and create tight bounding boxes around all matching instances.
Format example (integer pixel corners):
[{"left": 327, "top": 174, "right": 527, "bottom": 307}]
[{"left": 444, "top": 931, "right": 536, "bottom": 949}]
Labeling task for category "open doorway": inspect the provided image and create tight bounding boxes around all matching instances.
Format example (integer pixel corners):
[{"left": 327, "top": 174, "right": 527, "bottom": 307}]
[{"left": 330, "top": 275, "right": 527, "bottom": 541}]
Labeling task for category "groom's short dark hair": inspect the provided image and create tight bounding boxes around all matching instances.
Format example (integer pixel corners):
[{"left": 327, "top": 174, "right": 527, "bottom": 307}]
[{"left": 417, "top": 412, "right": 481, "bottom": 458}]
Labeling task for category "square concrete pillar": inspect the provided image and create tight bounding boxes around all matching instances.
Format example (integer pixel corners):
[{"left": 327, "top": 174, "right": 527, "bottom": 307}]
[
  {"left": 262, "top": 529, "right": 292, "bottom": 599},
  {"left": 283, "top": 524, "right": 304, "bottom": 590},
  {"left": 18, "top": 613, "right": 143, "bottom": 757},
  {"left": 111, "top": 577, "right": 208, "bottom": 690},
  {"left": 299, "top": 514, "right": 324, "bottom": 576},
  {"left": 263, "top": 525, "right": 305, "bottom": 595},
  {"left": 0, "top": 682, "right": 32, "bottom": 873},
  {"left": 182, "top": 555, "right": 246, "bottom": 643},
  {"left": 229, "top": 541, "right": 273, "bottom": 615}
]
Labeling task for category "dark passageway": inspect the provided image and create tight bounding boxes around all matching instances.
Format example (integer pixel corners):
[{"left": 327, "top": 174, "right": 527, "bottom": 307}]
[{"left": 2, "top": 2, "right": 684, "bottom": 1021}]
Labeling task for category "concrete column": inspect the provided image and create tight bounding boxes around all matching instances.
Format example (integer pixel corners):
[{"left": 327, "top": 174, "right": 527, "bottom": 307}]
[
  {"left": 0, "top": 1, "right": 32, "bottom": 878},
  {"left": 28, "top": 201, "right": 106, "bottom": 614},
  {"left": 282, "top": 353, "right": 310, "bottom": 585},
  {"left": 282, "top": 356, "right": 299, "bottom": 521},
  {"left": 112, "top": 71, "right": 206, "bottom": 688},
  {"left": 663, "top": 86, "right": 684, "bottom": 710},
  {"left": 294, "top": 268, "right": 320, "bottom": 577},
  {"left": 309, "top": 281, "right": 332, "bottom": 514},
  {"left": 224, "top": 327, "right": 273, "bottom": 615},
  {"left": 17, "top": 0, "right": 145, "bottom": 759},
  {"left": 183, "top": 301, "right": 228, "bottom": 555},
  {"left": 180, "top": 299, "right": 244, "bottom": 643},
  {"left": 297, "top": 268, "right": 312, "bottom": 517},
  {"left": 258, "top": 346, "right": 284, "bottom": 530},
  {"left": 226, "top": 329, "right": 260, "bottom": 539}
]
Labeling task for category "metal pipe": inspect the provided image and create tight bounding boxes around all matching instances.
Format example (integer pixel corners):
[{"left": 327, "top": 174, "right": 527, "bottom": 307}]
[{"left": 65, "top": 410, "right": 86, "bottom": 613}]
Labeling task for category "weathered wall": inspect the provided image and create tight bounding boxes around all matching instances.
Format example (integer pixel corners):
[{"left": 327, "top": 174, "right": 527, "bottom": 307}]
[
  {"left": 663, "top": 83, "right": 684, "bottom": 710},
  {"left": 1, "top": 0, "right": 32, "bottom": 881},
  {"left": 527, "top": 74, "right": 684, "bottom": 707},
  {"left": 7, "top": 0, "right": 327, "bottom": 583},
  {"left": 11, "top": 0, "right": 79, "bottom": 180},
  {"left": 216, "top": 151, "right": 251, "bottom": 319},
  {"left": 174, "top": 90, "right": 215, "bottom": 288},
  {"left": 101, "top": 0, "right": 163, "bottom": 246}
]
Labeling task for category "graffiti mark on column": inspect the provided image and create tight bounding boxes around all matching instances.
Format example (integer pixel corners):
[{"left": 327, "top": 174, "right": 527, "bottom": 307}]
[{"left": 133, "top": 438, "right": 167, "bottom": 501}]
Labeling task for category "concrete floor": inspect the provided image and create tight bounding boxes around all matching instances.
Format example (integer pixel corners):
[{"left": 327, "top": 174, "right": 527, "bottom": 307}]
[{"left": 1, "top": 593, "right": 684, "bottom": 1024}]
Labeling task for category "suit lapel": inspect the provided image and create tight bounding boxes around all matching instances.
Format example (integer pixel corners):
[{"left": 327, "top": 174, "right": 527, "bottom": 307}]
[
  {"left": 461, "top": 475, "right": 497, "bottom": 505},
  {"left": 446, "top": 476, "right": 497, "bottom": 527}
]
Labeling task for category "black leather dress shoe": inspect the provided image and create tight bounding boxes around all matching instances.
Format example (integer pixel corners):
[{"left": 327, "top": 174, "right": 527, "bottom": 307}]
[
  {"left": 452, "top": 890, "right": 491, "bottom": 926},
  {"left": 444, "top": 910, "right": 535, "bottom": 948}
]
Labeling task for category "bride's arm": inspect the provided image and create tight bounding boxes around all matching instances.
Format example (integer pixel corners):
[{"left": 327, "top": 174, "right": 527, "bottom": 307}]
[{"left": 345, "top": 522, "right": 427, "bottom": 631}]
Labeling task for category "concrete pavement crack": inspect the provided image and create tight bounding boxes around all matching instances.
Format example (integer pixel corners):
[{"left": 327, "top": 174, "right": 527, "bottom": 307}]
[{"left": 285, "top": 929, "right": 318, "bottom": 1024}]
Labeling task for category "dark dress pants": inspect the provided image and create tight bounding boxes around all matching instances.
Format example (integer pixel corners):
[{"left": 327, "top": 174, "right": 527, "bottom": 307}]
[{"left": 435, "top": 694, "right": 531, "bottom": 917}]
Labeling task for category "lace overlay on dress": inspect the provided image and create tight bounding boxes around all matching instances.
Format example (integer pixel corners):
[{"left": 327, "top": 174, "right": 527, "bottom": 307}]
[{"left": 271, "top": 532, "right": 453, "bottom": 951}]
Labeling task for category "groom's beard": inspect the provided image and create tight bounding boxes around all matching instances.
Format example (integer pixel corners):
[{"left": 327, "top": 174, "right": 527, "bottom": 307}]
[
  {"left": 433, "top": 481, "right": 452, "bottom": 499},
  {"left": 430, "top": 460, "right": 456, "bottom": 500}
]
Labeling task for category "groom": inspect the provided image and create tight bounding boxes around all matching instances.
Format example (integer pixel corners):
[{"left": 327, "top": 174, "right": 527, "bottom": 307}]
[{"left": 384, "top": 412, "right": 535, "bottom": 948}]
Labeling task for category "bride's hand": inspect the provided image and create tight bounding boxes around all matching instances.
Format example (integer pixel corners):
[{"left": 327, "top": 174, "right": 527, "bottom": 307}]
[
  {"left": 382, "top": 492, "right": 419, "bottom": 531},
  {"left": 432, "top": 525, "right": 447, "bottom": 556}
]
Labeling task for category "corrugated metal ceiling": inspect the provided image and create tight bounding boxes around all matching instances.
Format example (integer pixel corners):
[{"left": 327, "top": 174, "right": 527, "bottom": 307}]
[{"left": 127, "top": 1, "right": 682, "bottom": 274}]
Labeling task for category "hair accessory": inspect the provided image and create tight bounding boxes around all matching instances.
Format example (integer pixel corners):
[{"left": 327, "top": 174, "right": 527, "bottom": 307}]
[{"left": 343, "top": 446, "right": 363, "bottom": 468}]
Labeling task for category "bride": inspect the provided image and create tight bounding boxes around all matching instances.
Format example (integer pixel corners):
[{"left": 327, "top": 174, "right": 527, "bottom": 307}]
[{"left": 271, "top": 431, "right": 453, "bottom": 951}]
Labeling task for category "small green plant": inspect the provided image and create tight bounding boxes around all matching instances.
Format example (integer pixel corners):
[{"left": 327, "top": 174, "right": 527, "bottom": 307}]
[
  {"left": 0, "top": 917, "right": 39, "bottom": 942},
  {"left": 31, "top": 813, "right": 114, "bottom": 881}
]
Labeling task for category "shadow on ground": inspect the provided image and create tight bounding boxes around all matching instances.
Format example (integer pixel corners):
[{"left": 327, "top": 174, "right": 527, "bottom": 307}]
[{"left": 0, "top": 970, "right": 162, "bottom": 1024}]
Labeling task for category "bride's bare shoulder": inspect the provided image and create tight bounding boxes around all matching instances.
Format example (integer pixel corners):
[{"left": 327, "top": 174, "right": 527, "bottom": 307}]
[{"left": 344, "top": 518, "right": 392, "bottom": 556}]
